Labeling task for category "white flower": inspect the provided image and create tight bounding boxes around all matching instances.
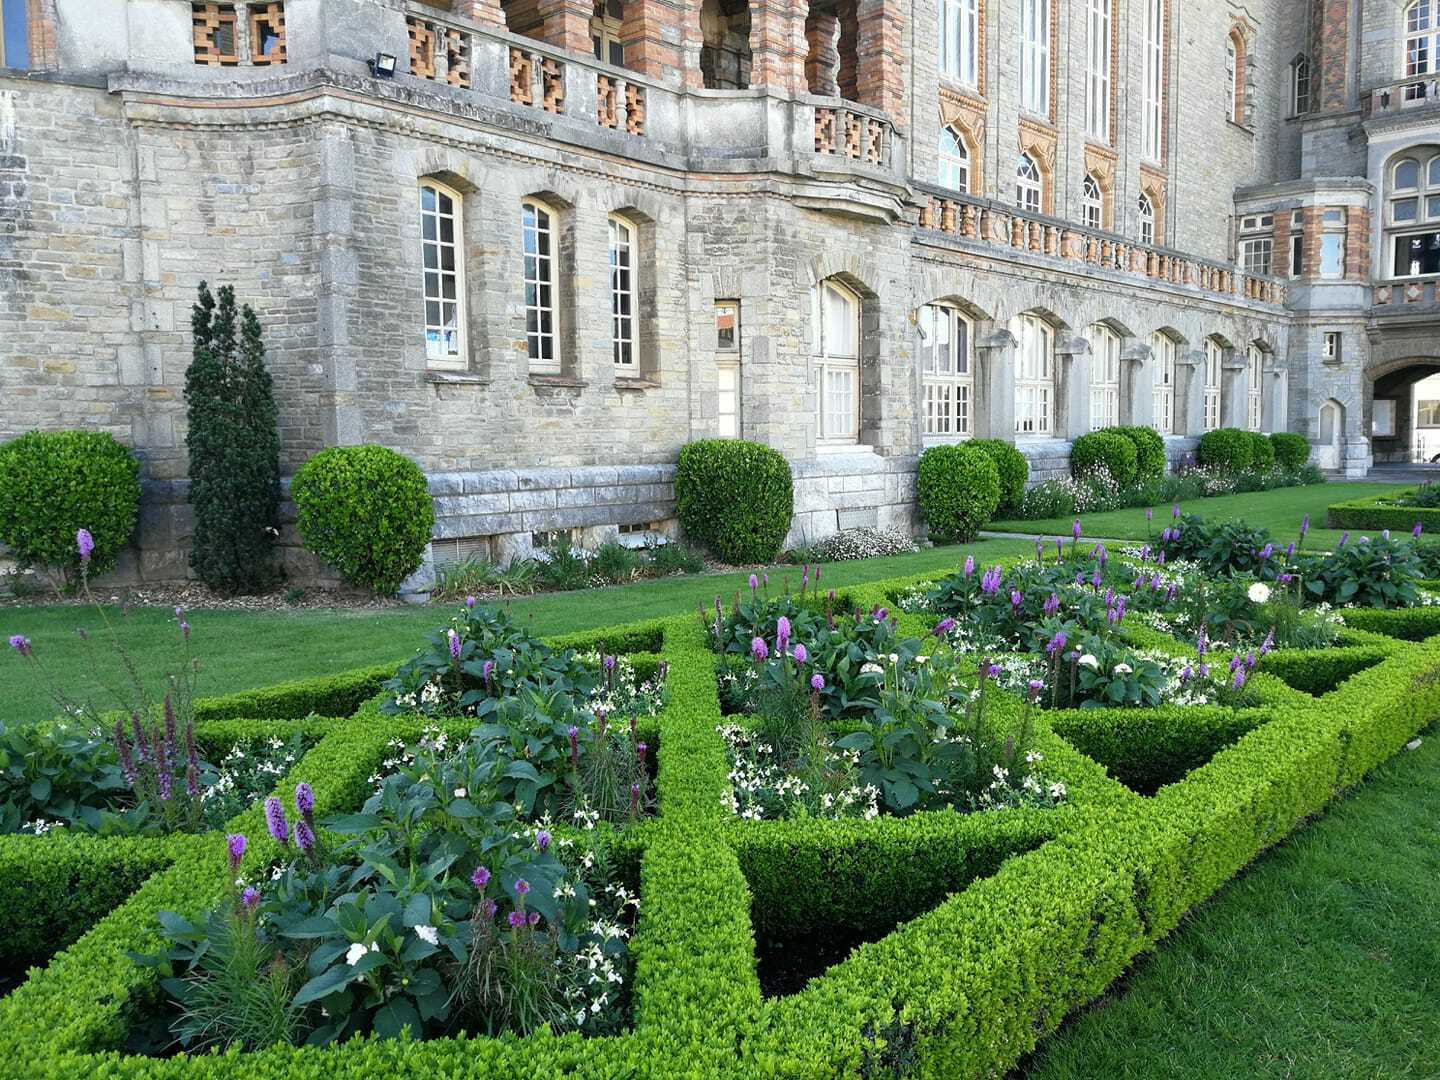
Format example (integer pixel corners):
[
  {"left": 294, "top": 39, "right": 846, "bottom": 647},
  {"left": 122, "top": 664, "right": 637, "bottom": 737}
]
[
  {"left": 414, "top": 925, "right": 439, "bottom": 945},
  {"left": 345, "top": 942, "right": 373, "bottom": 966},
  {"left": 453, "top": 788, "right": 467, "bottom": 799},
  {"left": 1112, "top": 662, "right": 1132, "bottom": 675},
  {"left": 1078, "top": 653, "right": 1099, "bottom": 670},
  {"left": 1248, "top": 582, "right": 1271, "bottom": 604}
]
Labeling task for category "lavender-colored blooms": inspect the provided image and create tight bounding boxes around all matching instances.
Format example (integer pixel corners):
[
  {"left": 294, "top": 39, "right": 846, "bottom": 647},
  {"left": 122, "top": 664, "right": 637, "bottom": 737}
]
[
  {"left": 241, "top": 886, "right": 261, "bottom": 911},
  {"left": 1229, "top": 656, "right": 1244, "bottom": 673},
  {"left": 1075, "top": 572, "right": 1086, "bottom": 586},
  {"left": 604, "top": 654, "right": 617, "bottom": 673},
  {"left": 1096, "top": 544, "right": 1107, "bottom": 567},
  {"left": 1415, "top": 522, "right": 1425, "bottom": 539},
  {"left": 763, "top": 573, "right": 769, "bottom": 586},
  {"left": 810, "top": 673, "right": 825, "bottom": 691},
  {"left": 481, "top": 899, "right": 498, "bottom": 920},
  {"left": 1072, "top": 519, "right": 1082, "bottom": 541},
  {"left": 1259, "top": 628, "right": 1275, "bottom": 657},
  {"left": 448, "top": 628, "right": 461, "bottom": 661},
  {"left": 472, "top": 865, "right": 492, "bottom": 890},
  {"left": 180, "top": 620, "right": 190, "bottom": 643},
  {"left": 186, "top": 762, "right": 200, "bottom": 799},
  {"left": 1043, "top": 593, "right": 1060, "bottom": 617},
  {"left": 508, "top": 910, "right": 527, "bottom": 929},
  {"left": 536, "top": 830, "right": 551, "bottom": 853},
  {"left": 986, "top": 663, "right": 1002, "bottom": 679},
  {"left": 1157, "top": 550, "right": 1166, "bottom": 566},
  {"left": 1300, "top": 514, "right": 1310, "bottom": 539},
  {"left": 482, "top": 659, "right": 495, "bottom": 686},
  {"left": 963, "top": 555, "right": 975, "bottom": 578},
  {"left": 933, "top": 617, "right": 957, "bottom": 636},
  {"left": 295, "top": 782, "right": 315, "bottom": 820},
  {"left": 637, "top": 741, "right": 648, "bottom": 762},
  {"left": 749, "top": 573, "right": 759, "bottom": 591},
  {"left": 1285, "top": 542, "right": 1295, "bottom": 557},
  {"left": 1245, "top": 651, "right": 1257, "bottom": 670},
  {"left": 264, "top": 797, "right": 289, "bottom": 845},
  {"left": 76, "top": 528, "right": 94, "bottom": 563},
  {"left": 1258, "top": 543, "right": 1274, "bottom": 561},
  {"left": 1179, "top": 665, "right": 1193, "bottom": 682},
  {"left": 157, "top": 763, "right": 172, "bottom": 802},
  {"left": 872, "top": 606, "right": 890, "bottom": 622},
  {"left": 1165, "top": 584, "right": 1177, "bottom": 603},
  {"left": 1090, "top": 568, "right": 1103, "bottom": 588},
  {"left": 1035, "top": 537, "right": 1045, "bottom": 561},
  {"left": 295, "top": 819, "right": 317, "bottom": 856},
  {"left": 1196, "top": 626, "right": 1208, "bottom": 657},
  {"left": 528, "top": 911, "right": 541, "bottom": 926},
  {"left": 1027, "top": 679, "right": 1044, "bottom": 701},
  {"left": 513, "top": 878, "right": 531, "bottom": 897},
  {"left": 1150, "top": 574, "right": 1162, "bottom": 590},
  {"left": 1146, "top": 507, "right": 1154, "bottom": 521},
  {"left": 466, "top": 596, "right": 477, "bottom": 609},
  {"left": 792, "top": 642, "right": 808, "bottom": 664},
  {"left": 8, "top": 634, "right": 32, "bottom": 657},
  {"left": 1198, "top": 662, "right": 1210, "bottom": 678},
  {"left": 227, "top": 833, "right": 247, "bottom": 873},
  {"left": 1232, "top": 668, "right": 1248, "bottom": 691},
  {"left": 1046, "top": 631, "right": 1068, "bottom": 655},
  {"left": 1010, "top": 589, "right": 1023, "bottom": 609},
  {"left": 751, "top": 636, "right": 769, "bottom": 662},
  {"left": 1338, "top": 531, "right": 1349, "bottom": 548},
  {"left": 1172, "top": 504, "right": 1180, "bottom": 519}
]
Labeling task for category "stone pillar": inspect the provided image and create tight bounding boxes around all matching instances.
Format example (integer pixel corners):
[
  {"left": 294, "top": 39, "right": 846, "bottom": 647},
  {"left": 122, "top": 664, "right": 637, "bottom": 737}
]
[
  {"left": 975, "top": 327, "right": 1016, "bottom": 440},
  {"left": 1176, "top": 349, "right": 1206, "bottom": 436},
  {"left": 621, "top": 0, "right": 685, "bottom": 83},
  {"left": 454, "top": 0, "right": 507, "bottom": 29},
  {"left": 538, "top": 0, "right": 593, "bottom": 54},
  {"left": 1122, "top": 342, "right": 1155, "bottom": 429},
  {"left": 804, "top": 7, "right": 839, "bottom": 96},
  {"left": 1220, "top": 353, "right": 1247, "bottom": 429},
  {"left": 749, "top": 0, "right": 807, "bottom": 94},
  {"left": 1055, "top": 334, "right": 1091, "bottom": 441},
  {"left": 853, "top": 0, "right": 904, "bottom": 125},
  {"left": 1264, "top": 367, "right": 1289, "bottom": 433}
]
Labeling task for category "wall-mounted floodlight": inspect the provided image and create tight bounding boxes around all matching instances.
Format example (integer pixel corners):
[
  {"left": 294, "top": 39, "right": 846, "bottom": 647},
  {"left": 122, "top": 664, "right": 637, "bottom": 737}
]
[{"left": 370, "top": 52, "right": 397, "bottom": 79}]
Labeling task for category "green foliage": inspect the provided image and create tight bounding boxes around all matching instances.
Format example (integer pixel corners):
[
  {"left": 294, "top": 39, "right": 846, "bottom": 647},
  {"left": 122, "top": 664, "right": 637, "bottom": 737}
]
[
  {"left": 1299, "top": 534, "right": 1423, "bottom": 609},
  {"left": 0, "top": 429, "right": 140, "bottom": 584},
  {"left": 1111, "top": 426, "right": 1167, "bottom": 481},
  {"left": 1161, "top": 513, "right": 1280, "bottom": 577},
  {"left": 185, "top": 282, "right": 282, "bottom": 595},
  {"left": 1197, "top": 427, "right": 1255, "bottom": 474},
  {"left": 1326, "top": 491, "right": 1440, "bottom": 533},
  {"left": 291, "top": 446, "right": 435, "bottom": 596},
  {"left": 647, "top": 541, "right": 705, "bottom": 576},
  {"left": 1269, "top": 432, "right": 1310, "bottom": 471},
  {"left": 1246, "top": 431, "right": 1276, "bottom": 471},
  {"left": 916, "top": 443, "right": 1001, "bottom": 543},
  {"left": 969, "top": 439, "right": 1029, "bottom": 514},
  {"left": 675, "top": 439, "right": 794, "bottom": 564},
  {"left": 1070, "top": 430, "right": 1138, "bottom": 486}
]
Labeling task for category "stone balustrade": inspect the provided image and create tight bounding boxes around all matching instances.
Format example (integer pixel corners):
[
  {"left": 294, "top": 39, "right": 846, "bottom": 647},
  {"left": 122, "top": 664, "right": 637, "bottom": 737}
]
[{"left": 1364, "top": 76, "right": 1440, "bottom": 118}]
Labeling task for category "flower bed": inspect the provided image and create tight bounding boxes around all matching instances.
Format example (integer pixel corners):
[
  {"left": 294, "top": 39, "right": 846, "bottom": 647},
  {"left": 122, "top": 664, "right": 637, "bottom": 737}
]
[
  {"left": 1325, "top": 488, "right": 1440, "bottom": 534},
  {"left": 1, "top": 550, "right": 1438, "bottom": 1077}
]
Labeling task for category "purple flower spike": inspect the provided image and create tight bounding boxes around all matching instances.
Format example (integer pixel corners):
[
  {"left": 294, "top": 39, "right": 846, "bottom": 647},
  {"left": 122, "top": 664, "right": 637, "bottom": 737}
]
[
  {"left": 466, "top": 595, "right": 477, "bottom": 609},
  {"left": 1056, "top": 537, "right": 1065, "bottom": 558},
  {"left": 76, "top": 528, "right": 94, "bottom": 565},
  {"left": 1091, "top": 568, "right": 1103, "bottom": 589},
  {"left": 447, "top": 628, "right": 462, "bottom": 661},
  {"left": 528, "top": 911, "right": 540, "bottom": 926},
  {"left": 637, "top": 741, "right": 648, "bottom": 762},
  {"left": 241, "top": 886, "right": 261, "bottom": 911},
  {"left": 810, "top": 673, "right": 825, "bottom": 691},
  {"left": 792, "top": 642, "right": 808, "bottom": 664},
  {"left": 294, "top": 782, "right": 315, "bottom": 820},
  {"left": 1415, "top": 522, "right": 1424, "bottom": 539},
  {"left": 1300, "top": 514, "right": 1310, "bottom": 539},
  {"left": 226, "top": 833, "right": 247, "bottom": 873},
  {"left": 986, "top": 663, "right": 1002, "bottom": 679},
  {"left": 536, "top": 830, "right": 552, "bottom": 853},
  {"left": 934, "top": 617, "right": 957, "bottom": 636},
  {"left": 963, "top": 555, "right": 975, "bottom": 579},
  {"left": 1146, "top": 507, "right": 1154, "bottom": 521},
  {"left": 1179, "top": 665, "right": 1193, "bottom": 683},
  {"left": 1198, "top": 662, "right": 1210, "bottom": 678},
  {"left": 751, "top": 636, "right": 769, "bottom": 663},
  {"left": 1010, "top": 589, "right": 1024, "bottom": 609},
  {"left": 508, "top": 910, "right": 526, "bottom": 930},
  {"left": 1285, "top": 542, "right": 1295, "bottom": 558},
  {"left": 472, "top": 865, "right": 492, "bottom": 890},
  {"left": 1339, "top": 531, "right": 1349, "bottom": 548},
  {"left": 604, "top": 654, "right": 617, "bottom": 673},
  {"left": 295, "top": 819, "right": 316, "bottom": 856},
  {"left": 264, "top": 796, "right": 289, "bottom": 846},
  {"left": 1172, "top": 504, "right": 1181, "bottom": 520},
  {"left": 749, "top": 573, "right": 759, "bottom": 592},
  {"left": 514, "top": 878, "right": 531, "bottom": 897},
  {"left": 1232, "top": 668, "right": 1248, "bottom": 691},
  {"left": 8, "top": 634, "right": 31, "bottom": 658},
  {"left": 1072, "top": 520, "right": 1082, "bottom": 542},
  {"left": 1027, "top": 679, "right": 1044, "bottom": 701}
]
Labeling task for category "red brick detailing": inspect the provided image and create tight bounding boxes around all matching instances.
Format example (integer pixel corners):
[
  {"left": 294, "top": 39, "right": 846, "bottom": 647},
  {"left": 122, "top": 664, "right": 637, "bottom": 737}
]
[
  {"left": 805, "top": 8, "right": 840, "bottom": 96},
  {"left": 1344, "top": 206, "right": 1370, "bottom": 280},
  {"left": 1313, "top": 0, "right": 1349, "bottom": 114},
  {"left": 854, "top": 0, "right": 905, "bottom": 127},
  {"left": 620, "top": 0, "right": 684, "bottom": 84},
  {"left": 408, "top": 18, "right": 437, "bottom": 79},
  {"left": 836, "top": 0, "right": 858, "bottom": 100},
  {"left": 452, "top": 0, "right": 507, "bottom": 30},
  {"left": 537, "top": 0, "right": 592, "bottom": 54},
  {"left": 1084, "top": 143, "right": 1117, "bottom": 229},
  {"left": 1018, "top": 118, "right": 1057, "bottom": 215},
  {"left": 940, "top": 88, "right": 985, "bottom": 194},
  {"left": 749, "top": 0, "right": 807, "bottom": 94},
  {"left": 1139, "top": 164, "right": 1166, "bottom": 246},
  {"left": 26, "top": 0, "right": 58, "bottom": 69},
  {"left": 1272, "top": 213, "right": 1294, "bottom": 278}
]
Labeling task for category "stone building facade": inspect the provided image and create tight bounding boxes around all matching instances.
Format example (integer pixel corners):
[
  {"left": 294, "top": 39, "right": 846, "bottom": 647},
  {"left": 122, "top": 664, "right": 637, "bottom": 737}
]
[{"left": 0, "top": 0, "right": 1436, "bottom": 587}]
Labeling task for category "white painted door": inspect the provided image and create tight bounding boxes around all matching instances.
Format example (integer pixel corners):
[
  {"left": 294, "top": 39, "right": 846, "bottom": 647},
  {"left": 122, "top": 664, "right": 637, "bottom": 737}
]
[{"left": 1317, "top": 402, "right": 1340, "bottom": 470}]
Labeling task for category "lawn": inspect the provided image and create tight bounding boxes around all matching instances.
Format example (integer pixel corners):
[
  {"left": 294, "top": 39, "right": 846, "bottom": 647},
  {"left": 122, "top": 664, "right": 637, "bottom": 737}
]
[
  {"left": 1023, "top": 725, "right": 1440, "bottom": 1079},
  {"left": 2, "top": 537, "right": 1033, "bottom": 726},
  {"left": 990, "top": 482, "right": 1412, "bottom": 551}
]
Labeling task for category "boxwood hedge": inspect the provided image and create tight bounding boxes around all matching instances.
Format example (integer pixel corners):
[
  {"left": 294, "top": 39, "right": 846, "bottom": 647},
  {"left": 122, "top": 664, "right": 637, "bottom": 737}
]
[
  {"left": 2, "top": 561, "right": 1438, "bottom": 1079},
  {"left": 1325, "top": 490, "right": 1440, "bottom": 534}
]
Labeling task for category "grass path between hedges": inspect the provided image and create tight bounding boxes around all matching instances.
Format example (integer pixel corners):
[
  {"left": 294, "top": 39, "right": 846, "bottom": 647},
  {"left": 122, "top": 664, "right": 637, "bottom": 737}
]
[
  {"left": 991, "top": 481, "right": 1412, "bottom": 552},
  {"left": 1022, "top": 726, "right": 1440, "bottom": 1080},
  {"left": 1, "top": 537, "right": 1034, "bottom": 727}
]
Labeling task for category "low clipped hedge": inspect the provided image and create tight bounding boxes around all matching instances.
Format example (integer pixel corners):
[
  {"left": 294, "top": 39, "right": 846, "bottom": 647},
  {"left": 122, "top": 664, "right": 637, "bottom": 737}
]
[
  {"left": 675, "top": 439, "right": 793, "bottom": 564},
  {"left": 1270, "top": 432, "right": 1310, "bottom": 471},
  {"left": 1196, "top": 427, "right": 1254, "bottom": 473},
  {"left": 1325, "top": 491, "right": 1440, "bottom": 535},
  {"left": 916, "top": 443, "right": 1001, "bottom": 543},
  {"left": 969, "top": 439, "right": 1029, "bottom": 515},
  {"left": 2, "top": 564, "right": 1439, "bottom": 1079},
  {"left": 1070, "top": 430, "right": 1138, "bottom": 486}
]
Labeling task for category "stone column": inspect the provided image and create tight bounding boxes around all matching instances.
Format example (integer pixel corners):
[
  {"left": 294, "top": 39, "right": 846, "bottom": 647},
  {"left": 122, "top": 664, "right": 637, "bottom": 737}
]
[
  {"left": 854, "top": 0, "right": 904, "bottom": 126},
  {"left": 804, "top": 7, "right": 839, "bottom": 95},
  {"left": 749, "top": 0, "right": 808, "bottom": 93},
  {"left": 1176, "top": 349, "right": 1206, "bottom": 436},
  {"left": 454, "top": 0, "right": 507, "bottom": 29},
  {"left": 537, "top": 0, "right": 593, "bottom": 54},
  {"left": 1054, "top": 334, "right": 1090, "bottom": 441},
  {"left": 1122, "top": 342, "right": 1155, "bottom": 428},
  {"left": 1220, "top": 352, "right": 1247, "bottom": 429},
  {"left": 1264, "top": 367, "right": 1289, "bottom": 433},
  {"left": 975, "top": 327, "right": 1016, "bottom": 440},
  {"left": 621, "top": 0, "right": 685, "bottom": 84}
]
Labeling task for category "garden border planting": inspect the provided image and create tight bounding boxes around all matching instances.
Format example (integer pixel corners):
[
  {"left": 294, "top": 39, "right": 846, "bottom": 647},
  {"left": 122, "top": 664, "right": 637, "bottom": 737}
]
[
  {"left": 2, "top": 555, "right": 1439, "bottom": 1078},
  {"left": 1325, "top": 490, "right": 1440, "bottom": 533}
]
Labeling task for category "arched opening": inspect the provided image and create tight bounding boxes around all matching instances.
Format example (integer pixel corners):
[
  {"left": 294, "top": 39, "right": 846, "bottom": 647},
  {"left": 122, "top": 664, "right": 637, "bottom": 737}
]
[
  {"left": 700, "top": 0, "right": 751, "bottom": 90},
  {"left": 937, "top": 127, "right": 970, "bottom": 192},
  {"left": 1370, "top": 359, "right": 1440, "bottom": 464},
  {"left": 802, "top": 0, "right": 858, "bottom": 99},
  {"left": 1317, "top": 399, "right": 1343, "bottom": 471}
]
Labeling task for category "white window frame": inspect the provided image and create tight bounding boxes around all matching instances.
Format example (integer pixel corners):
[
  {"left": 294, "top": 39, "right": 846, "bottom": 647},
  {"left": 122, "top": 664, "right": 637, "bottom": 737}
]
[
  {"left": 1021, "top": 0, "right": 1051, "bottom": 116},
  {"left": 716, "top": 301, "right": 741, "bottom": 438},
  {"left": 1387, "top": 153, "right": 1440, "bottom": 278},
  {"left": 1406, "top": 1, "right": 1437, "bottom": 79},
  {"left": 1246, "top": 345, "right": 1265, "bottom": 432},
  {"left": 1087, "top": 324, "right": 1121, "bottom": 431},
  {"left": 1013, "top": 313, "right": 1054, "bottom": 436},
  {"left": 522, "top": 199, "right": 560, "bottom": 373},
  {"left": 1152, "top": 332, "right": 1176, "bottom": 435},
  {"left": 1138, "top": 193, "right": 1156, "bottom": 246},
  {"left": 1203, "top": 340, "right": 1223, "bottom": 431},
  {"left": 937, "top": 128, "right": 970, "bottom": 193},
  {"left": 938, "top": 0, "right": 979, "bottom": 88},
  {"left": 1319, "top": 208, "right": 1346, "bottom": 279},
  {"left": 1239, "top": 215, "right": 1275, "bottom": 276},
  {"left": 816, "top": 279, "right": 861, "bottom": 446},
  {"left": 1291, "top": 54, "right": 1311, "bottom": 115},
  {"left": 1289, "top": 209, "right": 1304, "bottom": 278},
  {"left": 1081, "top": 174, "right": 1103, "bottom": 230},
  {"left": 1322, "top": 331, "right": 1341, "bottom": 362},
  {"left": 919, "top": 303, "right": 975, "bottom": 440},
  {"left": 608, "top": 215, "right": 635, "bottom": 368},
  {"left": 591, "top": 0, "right": 625, "bottom": 66},
  {"left": 1085, "top": 0, "right": 1112, "bottom": 141},
  {"left": 420, "top": 180, "right": 466, "bottom": 369},
  {"left": 1225, "top": 36, "right": 1239, "bottom": 121},
  {"left": 1142, "top": 0, "right": 1164, "bottom": 159},
  {"left": 1017, "top": 153, "right": 1043, "bottom": 213}
]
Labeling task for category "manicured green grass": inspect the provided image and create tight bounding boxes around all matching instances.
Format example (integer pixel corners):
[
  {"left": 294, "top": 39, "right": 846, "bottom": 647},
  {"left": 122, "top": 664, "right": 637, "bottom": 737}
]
[
  {"left": 1, "top": 538, "right": 1032, "bottom": 726},
  {"left": 1023, "top": 727, "right": 1440, "bottom": 1080},
  {"left": 990, "top": 482, "right": 1412, "bottom": 551}
]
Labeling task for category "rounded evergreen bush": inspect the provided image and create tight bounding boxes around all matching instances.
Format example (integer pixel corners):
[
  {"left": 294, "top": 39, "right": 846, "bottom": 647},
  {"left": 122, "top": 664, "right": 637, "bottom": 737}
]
[
  {"left": 1070, "top": 431, "right": 1138, "bottom": 486},
  {"left": 916, "top": 443, "right": 1001, "bottom": 543},
  {"left": 1270, "top": 432, "right": 1310, "bottom": 471},
  {"left": 1197, "top": 427, "right": 1254, "bottom": 474},
  {"left": 970, "top": 439, "right": 1029, "bottom": 515},
  {"left": 1247, "top": 431, "right": 1276, "bottom": 471},
  {"left": 1112, "top": 426, "right": 1166, "bottom": 481},
  {"left": 291, "top": 446, "right": 434, "bottom": 595},
  {"left": 0, "top": 430, "right": 140, "bottom": 582},
  {"left": 675, "top": 439, "right": 793, "bottom": 564}
]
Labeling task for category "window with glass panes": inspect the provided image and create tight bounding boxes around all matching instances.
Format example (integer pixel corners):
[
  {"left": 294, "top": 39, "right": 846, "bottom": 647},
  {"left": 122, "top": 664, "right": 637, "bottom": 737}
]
[
  {"left": 816, "top": 280, "right": 860, "bottom": 444},
  {"left": 1017, "top": 154, "right": 1043, "bottom": 213},
  {"left": 1291, "top": 55, "right": 1311, "bottom": 114},
  {"left": 1239, "top": 213, "right": 1274, "bottom": 275},
  {"left": 919, "top": 304, "right": 974, "bottom": 439},
  {"left": 938, "top": 0, "right": 979, "bottom": 87},
  {"left": 591, "top": 0, "right": 624, "bottom": 66},
  {"left": 420, "top": 181, "right": 465, "bottom": 366},
  {"left": 1014, "top": 313, "right": 1054, "bottom": 435},
  {"left": 1246, "top": 346, "right": 1264, "bottom": 431},
  {"left": 1152, "top": 332, "right": 1176, "bottom": 434},
  {"left": 1138, "top": 193, "right": 1156, "bottom": 245},
  {"left": 1088, "top": 325, "right": 1121, "bottom": 430},
  {"left": 522, "top": 200, "right": 558, "bottom": 371},
  {"left": 1319, "top": 208, "right": 1346, "bottom": 278},
  {"left": 716, "top": 302, "right": 740, "bottom": 437},
  {"left": 1085, "top": 0, "right": 1111, "bottom": 141},
  {"left": 1203, "top": 340, "right": 1223, "bottom": 431},
  {"left": 1142, "top": 0, "right": 1164, "bottom": 159},
  {"left": 1081, "top": 175, "right": 1103, "bottom": 229},
  {"left": 608, "top": 216, "right": 634, "bottom": 367},
  {"left": 1388, "top": 153, "right": 1440, "bottom": 277},
  {"left": 937, "top": 128, "right": 970, "bottom": 192},
  {"left": 1407, "top": 1, "right": 1438, "bottom": 80},
  {"left": 1021, "top": 0, "right": 1051, "bottom": 115}
]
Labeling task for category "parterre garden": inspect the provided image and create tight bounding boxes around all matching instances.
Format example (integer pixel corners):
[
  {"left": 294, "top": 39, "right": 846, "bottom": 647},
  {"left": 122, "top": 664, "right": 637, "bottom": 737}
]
[{"left": 5, "top": 506, "right": 1440, "bottom": 1078}]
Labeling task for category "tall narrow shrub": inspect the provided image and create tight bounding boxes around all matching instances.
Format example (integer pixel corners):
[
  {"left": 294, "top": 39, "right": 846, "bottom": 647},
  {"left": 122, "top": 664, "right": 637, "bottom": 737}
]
[{"left": 185, "top": 282, "right": 282, "bottom": 594}]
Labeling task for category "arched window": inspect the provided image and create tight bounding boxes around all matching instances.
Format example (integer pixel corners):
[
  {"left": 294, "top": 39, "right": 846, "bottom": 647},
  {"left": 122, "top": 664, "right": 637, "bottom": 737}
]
[
  {"left": 1406, "top": 1, "right": 1438, "bottom": 79},
  {"left": 1141, "top": 0, "right": 1164, "bottom": 158},
  {"left": 918, "top": 303, "right": 974, "bottom": 439},
  {"left": 816, "top": 279, "right": 861, "bottom": 444},
  {"left": 1017, "top": 153, "right": 1043, "bottom": 213},
  {"left": 591, "top": 0, "right": 625, "bottom": 66},
  {"left": 1246, "top": 345, "right": 1265, "bottom": 432},
  {"left": 420, "top": 180, "right": 465, "bottom": 367},
  {"left": 1081, "top": 174, "right": 1103, "bottom": 230},
  {"left": 1226, "top": 28, "right": 1246, "bottom": 124},
  {"left": 1151, "top": 332, "right": 1176, "bottom": 435},
  {"left": 1138, "top": 193, "right": 1156, "bottom": 246},
  {"left": 938, "top": 0, "right": 979, "bottom": 88},
  {"left": 1085, "top": 0, "right": 1112, "bottom": 141},
  {"left": 1021, "top": 0, "right": 1051, "bottom": 115},
  {"left": 937, "top": 128, "right": 969, "bottom": 192},
  {"left": 1291, "top": 54, "right": 1312, "bottom": 115},
  {"left": 1203, "top": 340, "right": 1223, "bottom": 431},
  {"left": 522, "top": 199, "right": 559, "bottom": 372},
  {"left": 1087, "top": 324, "right": 1121, "bottom": 431},
  {"left": 1013, "top": 313, "right": 1054, "bottom": 436},
  {"left": 1386, "top": 149, "right": 1440, "bottom": 277},
  {"left": 608, "top": 215, "right": 635, "bottom": 368}
]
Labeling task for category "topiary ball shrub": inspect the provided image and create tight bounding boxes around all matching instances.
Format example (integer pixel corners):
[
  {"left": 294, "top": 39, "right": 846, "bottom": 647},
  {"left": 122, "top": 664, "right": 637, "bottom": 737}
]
[
  {"left": 1197, "top": 427, "right": 1254, "bottom": 474},
  {"left": 1247, "top": 431, "right": 1276, "bottom": 471},
  {"left": 1070, "top": 430, "right": 1138, "bottom": 486},
  {"left": 969, "top": 439, "right": 1029, "bottom": 515},
  {"left": 916, "top": 443, "right": 1001, "bottom": 544},
  {"left": 1112, "top": 426, "right": 1167, "bottom": 481},
  {"left": 675, "top": 439, "right": 793, "bottom": 564},
  {"left": 291, "top": 446, "right": 435, "bottom": 595},
  {"left": 1270, "top": 432, "right": 1310, "bottom": 471},
  {"left": 0, "top": 430, "right": 141, "bottom": 583}
]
